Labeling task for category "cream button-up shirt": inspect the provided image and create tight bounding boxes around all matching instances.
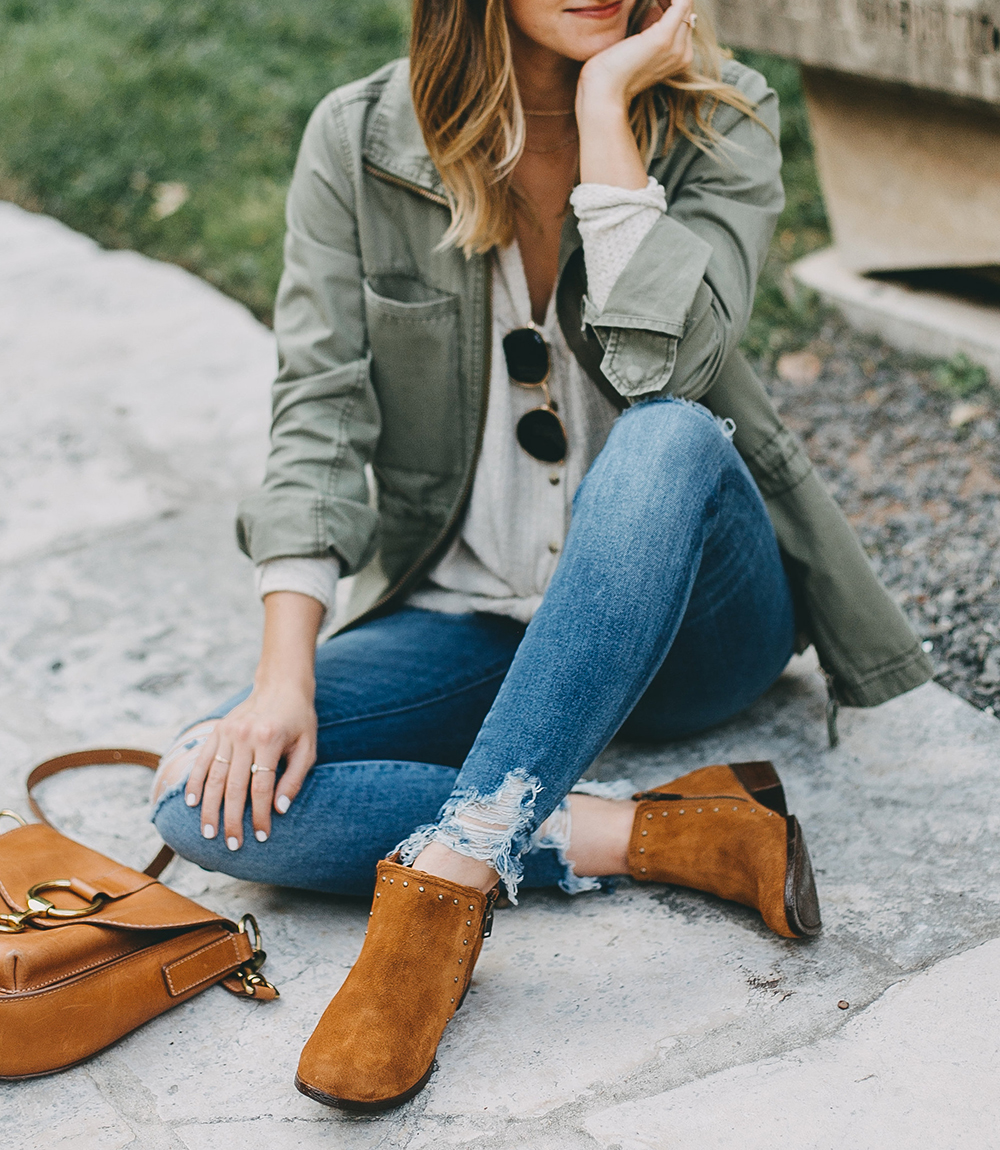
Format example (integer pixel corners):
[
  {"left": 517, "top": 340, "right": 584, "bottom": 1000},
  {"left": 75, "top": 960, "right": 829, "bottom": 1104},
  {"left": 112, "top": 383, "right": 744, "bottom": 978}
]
[{"left": 256, "top": 179, "right": 667, "bottom": 624}]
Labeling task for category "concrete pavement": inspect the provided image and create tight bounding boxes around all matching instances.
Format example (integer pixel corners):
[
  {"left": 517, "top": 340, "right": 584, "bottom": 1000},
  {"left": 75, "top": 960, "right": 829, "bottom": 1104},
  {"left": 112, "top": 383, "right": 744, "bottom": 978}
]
[{"left": 1, "top": 202, "right": 998, "bottom": 1150}]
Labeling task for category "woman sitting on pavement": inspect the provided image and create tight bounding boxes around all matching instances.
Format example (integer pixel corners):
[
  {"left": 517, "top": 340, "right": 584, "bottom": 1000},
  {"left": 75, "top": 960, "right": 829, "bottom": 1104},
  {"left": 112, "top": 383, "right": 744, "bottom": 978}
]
[{"left": 151, "top": 0, "right": 930, "bottom": 1113}]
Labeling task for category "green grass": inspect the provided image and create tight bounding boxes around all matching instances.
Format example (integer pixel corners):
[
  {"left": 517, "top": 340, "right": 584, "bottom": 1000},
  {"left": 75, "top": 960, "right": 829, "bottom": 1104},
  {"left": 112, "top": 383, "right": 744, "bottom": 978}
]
[
  {"left": 0, "top": 4, "right": 828, "bottom": 340},
  {"left": 0, "top": 0, "right": 408, "bottom": 321},
  {"left": 933, "top": 352, "right": 991, "bottom": 398}
]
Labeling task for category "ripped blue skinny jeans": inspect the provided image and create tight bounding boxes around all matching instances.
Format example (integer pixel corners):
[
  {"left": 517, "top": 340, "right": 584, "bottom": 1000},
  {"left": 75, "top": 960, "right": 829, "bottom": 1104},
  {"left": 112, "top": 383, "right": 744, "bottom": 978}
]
[{"left": 153, "top": 398, "right": 795, "bottom": 901}]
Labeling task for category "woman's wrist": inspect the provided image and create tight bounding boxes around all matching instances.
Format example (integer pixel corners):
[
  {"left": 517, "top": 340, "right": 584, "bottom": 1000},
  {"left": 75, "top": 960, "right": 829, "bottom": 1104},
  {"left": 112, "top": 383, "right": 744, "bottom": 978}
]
[
  {"left": 254, "top": 589, "right": 324, "bottom": 695},
  {"left": 575, "top": 69, "right": 628, "bottom": 127},
  {"left": 576, "top": 79, "right": 647, "bottom": 190},
  {"left": 253, "top": 662, "right": 315, "bottom": 697}
]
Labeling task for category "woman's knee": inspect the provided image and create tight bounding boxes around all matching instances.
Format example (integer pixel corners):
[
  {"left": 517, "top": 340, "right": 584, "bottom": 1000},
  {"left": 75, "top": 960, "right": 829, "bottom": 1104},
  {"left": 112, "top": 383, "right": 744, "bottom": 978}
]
[
  {"left": 575, "top": 398, "right": 735, "bottom": 513},
  {"left": 618, "top": 397, "right": 731, "bottom": 458}
]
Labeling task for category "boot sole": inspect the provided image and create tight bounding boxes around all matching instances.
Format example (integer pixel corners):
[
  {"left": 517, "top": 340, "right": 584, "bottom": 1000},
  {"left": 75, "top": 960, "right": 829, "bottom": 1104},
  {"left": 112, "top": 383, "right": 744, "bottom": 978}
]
[
  {"left": 731, "top": 761, "right": 822, "bottom": 937},
  {"left": 294, "top": 1063, "right": 434, "bottom": 1113}
]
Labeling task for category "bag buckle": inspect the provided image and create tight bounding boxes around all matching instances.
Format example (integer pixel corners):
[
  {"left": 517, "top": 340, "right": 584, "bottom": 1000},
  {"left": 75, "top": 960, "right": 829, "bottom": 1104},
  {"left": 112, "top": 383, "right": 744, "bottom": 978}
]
[
  {"left": 234, "top": 914, "right": 279, "bottom": 998},
  {"left": 0, "top": 878, "right": 107, "bottom": 934}
]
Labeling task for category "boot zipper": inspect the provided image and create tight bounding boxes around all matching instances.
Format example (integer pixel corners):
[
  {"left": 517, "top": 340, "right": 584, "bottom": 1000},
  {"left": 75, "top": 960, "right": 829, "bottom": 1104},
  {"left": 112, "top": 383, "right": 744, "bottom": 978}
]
[{"left": 482, "top": 886, "right": 499, "bottom": 939}]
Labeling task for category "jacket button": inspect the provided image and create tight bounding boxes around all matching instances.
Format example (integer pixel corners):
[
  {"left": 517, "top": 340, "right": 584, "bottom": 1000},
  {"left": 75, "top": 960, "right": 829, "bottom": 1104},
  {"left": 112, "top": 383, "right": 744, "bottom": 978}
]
[{"left": 626, "top": 365, "right": 643, "bottom": 383}]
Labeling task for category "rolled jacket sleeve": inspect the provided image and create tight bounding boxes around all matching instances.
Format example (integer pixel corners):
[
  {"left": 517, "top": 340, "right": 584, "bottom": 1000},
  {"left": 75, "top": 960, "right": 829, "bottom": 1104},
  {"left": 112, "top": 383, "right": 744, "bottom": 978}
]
[
  {"left": 582, "top": 66, "right": 783, "bottom": 402},
  {"left": 236, "top": 92, "right": 382, "bottom": 573}
]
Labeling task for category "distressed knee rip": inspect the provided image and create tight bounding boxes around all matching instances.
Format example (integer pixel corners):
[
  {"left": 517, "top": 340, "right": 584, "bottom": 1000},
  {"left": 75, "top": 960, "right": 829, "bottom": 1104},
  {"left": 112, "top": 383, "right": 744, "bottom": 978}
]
[
  {"left": 150, "top": 721, "right": 215, "bottom": 805},
  {"left": 394, "top": 768, "right": 542, "bottom": 904}
]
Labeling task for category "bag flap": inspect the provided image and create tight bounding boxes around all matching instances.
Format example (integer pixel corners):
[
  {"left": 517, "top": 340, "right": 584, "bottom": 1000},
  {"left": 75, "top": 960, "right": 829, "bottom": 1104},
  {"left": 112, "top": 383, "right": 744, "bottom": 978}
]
[{"left": 0, "top": 824, "right": 230, "bottom": 932}]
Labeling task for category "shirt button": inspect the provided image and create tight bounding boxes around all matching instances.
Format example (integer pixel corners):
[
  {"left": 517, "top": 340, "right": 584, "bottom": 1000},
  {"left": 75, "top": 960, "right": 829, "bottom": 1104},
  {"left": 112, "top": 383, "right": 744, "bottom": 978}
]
[
  {"left": 626, "top": 365, "right": 643, "bottom": 384},
  {"left": 548, "top": 541, "right": 560, "bottom": 554},
  {"left": 549, "top": 472, "right": 560, "bottom": 486}
]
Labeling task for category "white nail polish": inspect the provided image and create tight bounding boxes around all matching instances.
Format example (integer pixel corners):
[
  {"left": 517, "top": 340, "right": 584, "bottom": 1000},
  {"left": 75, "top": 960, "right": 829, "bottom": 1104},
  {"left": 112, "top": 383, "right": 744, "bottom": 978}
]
[
  {"left": 202, "top": 824, "right": 215, "bottom": 839},
  {"left": 275, "top": 795, "right": 290, "bottom": 814},
  {"left": 185, "top": 793, "right": 198, "bottom": 807},
  {"left": 255, "top": 829, "right": 268, "bottom": 843},
  {"left": 226, "top": 836, "right": 240, "bottom": 851}
]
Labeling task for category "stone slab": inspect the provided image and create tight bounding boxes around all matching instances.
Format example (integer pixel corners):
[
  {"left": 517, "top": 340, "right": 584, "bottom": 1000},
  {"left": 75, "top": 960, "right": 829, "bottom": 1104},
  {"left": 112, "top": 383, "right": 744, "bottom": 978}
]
[
  {"left": 2, "top": 201, "right": 1000, "bottom": 1147},
  {"left": 793, "top": 247, "right": 1000, "bottom": 385},
  {"left": 801, "top": 68, "right": 1000, "bottom": 272},
  {"left": 707, "top": 0, "right": 1000, "bottom": 105}
]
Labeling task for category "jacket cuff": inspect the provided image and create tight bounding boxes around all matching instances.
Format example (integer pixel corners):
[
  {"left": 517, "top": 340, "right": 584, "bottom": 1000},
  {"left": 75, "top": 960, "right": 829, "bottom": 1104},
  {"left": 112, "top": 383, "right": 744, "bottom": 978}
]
[
  {"left": 236, "top": 491, "right": 378, "bottom": 575},
  {"left": 583, "top": 213, "right": 713, "bottom": 399}
]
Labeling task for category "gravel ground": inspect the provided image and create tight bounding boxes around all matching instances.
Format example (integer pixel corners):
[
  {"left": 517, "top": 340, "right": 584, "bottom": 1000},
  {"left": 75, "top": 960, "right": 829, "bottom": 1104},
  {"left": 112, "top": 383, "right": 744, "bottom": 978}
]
[{"left": 759, "top": 320, "right": 1000, "bottom": 716}]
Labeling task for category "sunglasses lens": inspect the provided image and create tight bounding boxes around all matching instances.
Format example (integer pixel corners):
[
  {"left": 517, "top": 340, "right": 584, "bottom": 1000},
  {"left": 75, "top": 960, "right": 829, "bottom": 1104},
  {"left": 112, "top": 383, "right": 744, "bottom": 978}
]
[
  {"left": 517, "top": 408, "right": 567, "bottom": 463},
  {"left": 503, "top": 327, "right": 549, "bottom": 384}
]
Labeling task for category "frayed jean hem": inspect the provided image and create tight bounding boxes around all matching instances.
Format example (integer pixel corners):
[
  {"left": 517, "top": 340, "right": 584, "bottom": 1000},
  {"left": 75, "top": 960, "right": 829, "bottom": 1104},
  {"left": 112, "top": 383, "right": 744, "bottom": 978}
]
[
  {"left": 529, "top": 798, "right": 601, "bottom": 896},
  {"left": 394, "top": 767, "right": 542, "bottom": 904}
]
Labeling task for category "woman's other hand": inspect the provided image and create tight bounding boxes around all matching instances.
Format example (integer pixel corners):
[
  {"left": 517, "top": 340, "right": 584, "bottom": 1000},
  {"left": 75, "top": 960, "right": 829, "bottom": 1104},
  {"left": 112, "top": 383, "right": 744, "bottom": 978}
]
[
  {"left": 576, "top": 0, "right": 695, "bottom": 188},
  {"left": 185, "top": 591, "right": 324, "bottom": 849}
]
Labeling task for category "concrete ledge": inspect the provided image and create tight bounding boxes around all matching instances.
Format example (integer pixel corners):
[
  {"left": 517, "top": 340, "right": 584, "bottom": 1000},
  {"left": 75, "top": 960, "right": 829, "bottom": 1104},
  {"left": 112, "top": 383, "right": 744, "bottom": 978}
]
[
  {"left": 3, "top": 202, "right": 1000, "bottom": 1147},
  {"left": 792, "top": 247, "right": 1000, "bottom": 385}
]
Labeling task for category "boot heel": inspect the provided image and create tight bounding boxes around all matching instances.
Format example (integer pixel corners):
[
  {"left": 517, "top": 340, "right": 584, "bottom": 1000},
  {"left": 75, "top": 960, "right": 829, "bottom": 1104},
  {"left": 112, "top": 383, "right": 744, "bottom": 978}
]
[
  {"left": 783, "top": 815, "right": 822, "bottom": 937},
  {"left": 730, "top": 760, "right": 787, "bottom": 816}
]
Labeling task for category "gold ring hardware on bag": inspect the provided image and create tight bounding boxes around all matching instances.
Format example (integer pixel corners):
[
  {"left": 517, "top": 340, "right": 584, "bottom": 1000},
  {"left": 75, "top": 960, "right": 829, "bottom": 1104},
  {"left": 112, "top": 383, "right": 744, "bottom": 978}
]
[
  {"left": 0, "top": 809, "right": 27, "bottom": 830},
  {"left": 27, "top": 879, "right": 108, "bottom": 919},
  {"left": 0, "top": 878, "right": 108, "bottom": 934},
  {"left": 235, "top": 913, "right": 279, "bottom": 998}
]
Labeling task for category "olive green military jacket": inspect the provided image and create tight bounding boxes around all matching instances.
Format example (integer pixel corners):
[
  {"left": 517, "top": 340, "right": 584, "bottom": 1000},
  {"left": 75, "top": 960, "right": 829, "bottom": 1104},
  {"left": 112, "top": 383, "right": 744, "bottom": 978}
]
[{"left": 236, "top": 57, "right": 931, "bottom": 708}]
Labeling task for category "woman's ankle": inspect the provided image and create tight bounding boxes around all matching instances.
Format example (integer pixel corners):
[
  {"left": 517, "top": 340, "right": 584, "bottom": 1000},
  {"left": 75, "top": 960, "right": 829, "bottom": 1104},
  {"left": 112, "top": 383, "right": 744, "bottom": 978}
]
[
  {"left": 410, "top": 842, "right": 499, "bottom": 893},
  {"left": 559, "top": 795, "right": 636, "bottom": 878}
]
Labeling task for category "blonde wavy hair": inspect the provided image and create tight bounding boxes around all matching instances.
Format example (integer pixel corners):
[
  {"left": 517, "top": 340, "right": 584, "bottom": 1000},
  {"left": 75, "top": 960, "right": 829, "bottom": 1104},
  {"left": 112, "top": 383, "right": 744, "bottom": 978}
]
[{"left": 410, "top": 0, "right": 758, "bottom": 256}]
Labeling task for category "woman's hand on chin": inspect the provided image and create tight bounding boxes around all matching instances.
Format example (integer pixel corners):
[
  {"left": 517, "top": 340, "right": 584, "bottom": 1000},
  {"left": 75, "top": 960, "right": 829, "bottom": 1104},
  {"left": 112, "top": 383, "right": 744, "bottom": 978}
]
[
  {"left": 578, "top": 0, "right": 695, "bottom": 106},
  {"left": 185, "top": 681, "right": 318, "bottom": 850},
  {"left": 575, "top": 0, "right": 695, "bottom": 187}
]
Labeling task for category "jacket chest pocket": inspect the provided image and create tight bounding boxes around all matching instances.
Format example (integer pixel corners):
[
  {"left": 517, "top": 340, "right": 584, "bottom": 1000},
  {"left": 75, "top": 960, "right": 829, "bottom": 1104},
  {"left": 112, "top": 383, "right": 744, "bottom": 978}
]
[{"left": 364, "top": 277, "right": 461, "bottom": 474}]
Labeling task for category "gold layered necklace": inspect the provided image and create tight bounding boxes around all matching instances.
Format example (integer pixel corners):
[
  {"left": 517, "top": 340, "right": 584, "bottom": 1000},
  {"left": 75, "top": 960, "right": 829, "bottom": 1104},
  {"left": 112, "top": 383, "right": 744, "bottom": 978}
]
[
  {"left": 523, "top": 136, "right": 578, "bottom": 154},
  {"left": 522, "top": 109, "right": 578, "bottom": 155}
]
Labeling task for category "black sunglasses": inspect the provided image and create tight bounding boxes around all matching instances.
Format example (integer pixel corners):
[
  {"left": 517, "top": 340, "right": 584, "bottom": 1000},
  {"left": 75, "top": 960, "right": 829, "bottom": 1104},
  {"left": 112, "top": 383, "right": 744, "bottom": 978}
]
[{"left": 502, "top": 327, "right": 568, "bottom": 464}]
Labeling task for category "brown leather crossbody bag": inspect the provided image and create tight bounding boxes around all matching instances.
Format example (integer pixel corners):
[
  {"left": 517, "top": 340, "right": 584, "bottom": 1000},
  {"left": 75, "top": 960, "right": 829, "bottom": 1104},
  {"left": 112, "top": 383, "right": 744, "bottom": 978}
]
[{"left": 0, "top": 748, "right": 278, "bottom": 1079}]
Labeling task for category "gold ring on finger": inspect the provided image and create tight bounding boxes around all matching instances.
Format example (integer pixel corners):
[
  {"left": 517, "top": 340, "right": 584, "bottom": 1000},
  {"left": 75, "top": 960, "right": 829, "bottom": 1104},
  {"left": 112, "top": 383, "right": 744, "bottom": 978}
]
[
  {"left": 214, "top": 755, "right": 231, "bottom": 765},
  {"left": 250, "top": 763, "right": 275, "bottom": 774}
]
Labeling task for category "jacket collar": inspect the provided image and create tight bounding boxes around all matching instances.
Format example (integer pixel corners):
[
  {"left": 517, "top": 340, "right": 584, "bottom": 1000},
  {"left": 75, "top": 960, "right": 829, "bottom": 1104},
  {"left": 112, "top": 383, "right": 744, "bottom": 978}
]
[
  {"left": 361, "top": 57, "right": 586, "bottom": 273},
  {"left": 362, "top": 60, "right": 448, "bottom": 199}
]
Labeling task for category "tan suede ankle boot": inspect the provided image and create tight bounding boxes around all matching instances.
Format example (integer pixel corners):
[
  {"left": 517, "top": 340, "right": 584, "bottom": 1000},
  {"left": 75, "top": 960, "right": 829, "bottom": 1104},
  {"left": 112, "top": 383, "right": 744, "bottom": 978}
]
[
  {"left": 295, "top": 859, "right": 497, "bottom": 1112},
  {"left": 627, "top": 761, "right": 821, "bottom": 938}
]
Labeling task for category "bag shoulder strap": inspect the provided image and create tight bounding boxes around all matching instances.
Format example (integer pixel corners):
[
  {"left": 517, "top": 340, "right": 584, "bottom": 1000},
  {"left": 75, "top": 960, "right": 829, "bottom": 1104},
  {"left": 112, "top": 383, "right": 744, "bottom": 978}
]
[{"left": 26, "top": 748, "right": 175, "bottom": 879}]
